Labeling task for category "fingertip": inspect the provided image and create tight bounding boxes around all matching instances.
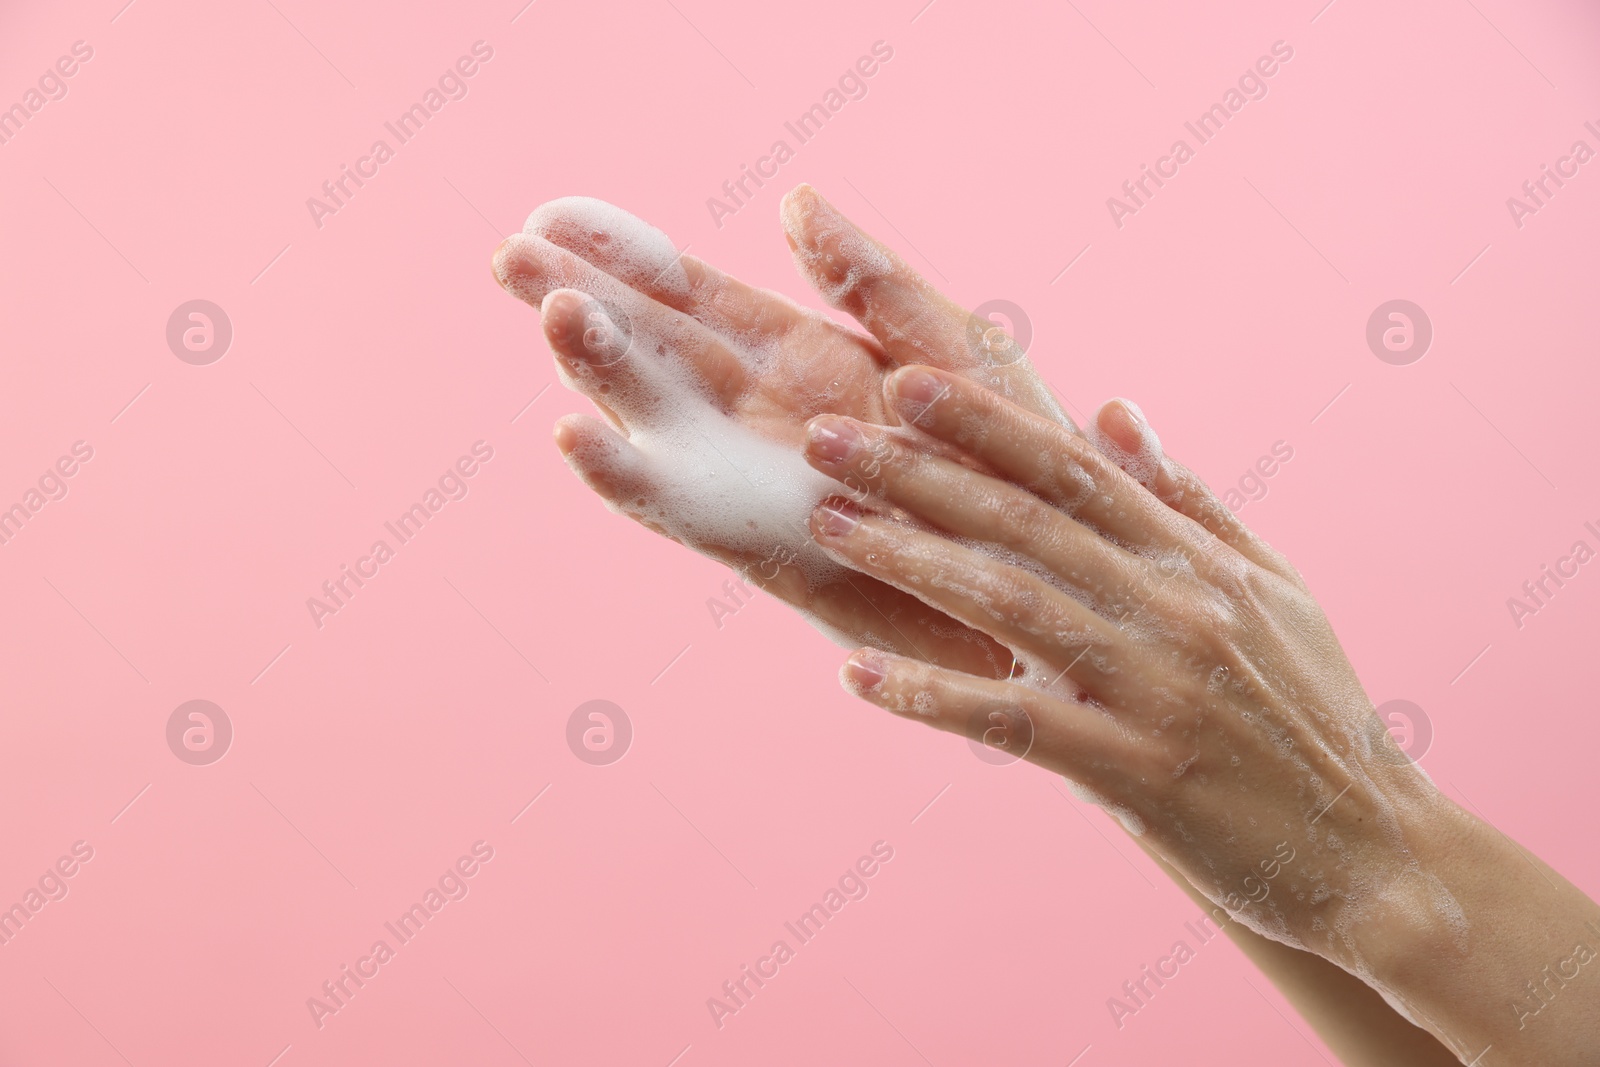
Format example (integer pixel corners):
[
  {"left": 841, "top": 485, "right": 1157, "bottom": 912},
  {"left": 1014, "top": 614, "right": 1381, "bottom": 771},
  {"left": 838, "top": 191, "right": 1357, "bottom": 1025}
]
[
  {"left": 552, "top": 415, "right": 581, "bottom": 456},
  {"left": 1095, "top": 398, "right": 1148, "bottom": 455},
  {"left": 780, "top": 182, "right": 818, "bottom": 215},
  {"left": 1092, "top": 398, "right": 1165, "bottom": 488},
  {"left": 779, "top": 183, "right": 818, "bottom": 244},
  {"left": 780, "top": 182, "right": 845, "bottom": 248},
  {"left": 810, "top": 497, "right": 862, "bottom": 541},
  {"left": 540, "top": 287, "right": 585, "bottom": 330},
  {"left": 803, "top": 414, "right": 862, "bottom": 467},
  {"left": 491, "top": 235, "right": 521, "bottom": 289},
  {"left": 541, "top": 289, "right": 629, "bottom": 367},
  {"left": 493, "top": 233, "right": 550, "bottom": 304},
  {"left": 886, "top": 365, "right": 947, "bottom": 406},
  {"left": 550, "top": 413, "right": 643, "bottom": 500},
  {"left": 840, "top": 648, "right": 887, "bottom": 695},
  {"left": 540, "top": 291, "right": 584, "bottom": 357},
  {"left": 491, "top": 237, "right": 511, "bottom": 284}
]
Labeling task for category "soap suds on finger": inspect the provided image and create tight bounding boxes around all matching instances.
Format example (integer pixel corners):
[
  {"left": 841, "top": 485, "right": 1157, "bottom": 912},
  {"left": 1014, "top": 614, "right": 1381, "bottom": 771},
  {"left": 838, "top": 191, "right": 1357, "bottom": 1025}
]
[{"left": 527, "top": 196, "right": 692, "bottom": 302}]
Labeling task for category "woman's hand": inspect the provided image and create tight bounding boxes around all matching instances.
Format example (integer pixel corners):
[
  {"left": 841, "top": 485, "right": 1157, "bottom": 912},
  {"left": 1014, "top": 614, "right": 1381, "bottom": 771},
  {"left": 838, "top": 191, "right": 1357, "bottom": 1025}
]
[
  {"left": 805, "top": 365, "right": 1446, "bottom": 961},
  {"left": 802, "top": 364, "right": 1600, "bottom": 1063},
  {"left": 499, "top": 189, "right": 1600, "bottom": 1064},
  {"left": 493, "top": 186, "right": 1065, "bottom": 674}
]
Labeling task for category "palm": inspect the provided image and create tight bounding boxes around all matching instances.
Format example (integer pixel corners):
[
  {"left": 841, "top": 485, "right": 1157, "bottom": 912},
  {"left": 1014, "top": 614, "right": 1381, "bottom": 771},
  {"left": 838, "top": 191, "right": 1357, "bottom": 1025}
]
[{"left": 493, "top": 187, "right": 1067, "bottom": 675}]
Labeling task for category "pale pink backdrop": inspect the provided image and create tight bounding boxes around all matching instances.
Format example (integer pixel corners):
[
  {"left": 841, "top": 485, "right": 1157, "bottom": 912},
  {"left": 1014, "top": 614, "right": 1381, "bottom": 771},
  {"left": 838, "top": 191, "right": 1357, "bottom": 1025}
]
[{"left": 1, "top": 0, "right": 1597, "bottom": 1064}]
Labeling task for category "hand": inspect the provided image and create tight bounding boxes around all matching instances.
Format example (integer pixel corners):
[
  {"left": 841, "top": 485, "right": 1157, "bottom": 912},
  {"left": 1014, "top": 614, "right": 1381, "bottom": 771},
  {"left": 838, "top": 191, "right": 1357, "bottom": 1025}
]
[
  {"left": 801, "top": 364, "right": 1466, "bottom": 994},
  {"left": 492, "top": 185, "right": 1067, "bottom": 674}
]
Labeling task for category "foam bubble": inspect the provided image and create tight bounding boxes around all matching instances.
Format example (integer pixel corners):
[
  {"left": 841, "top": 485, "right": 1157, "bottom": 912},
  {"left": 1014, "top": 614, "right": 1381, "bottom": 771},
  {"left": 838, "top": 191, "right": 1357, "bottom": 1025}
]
[
  {"left": 1062, "top": 775, "right": 1146, "bottom": 836},
  {"left": 528, "top": 197, "right": 691, "bottom": 301},
  {"left": 617, "top": 355, "right": 840, "bottom": 582}
]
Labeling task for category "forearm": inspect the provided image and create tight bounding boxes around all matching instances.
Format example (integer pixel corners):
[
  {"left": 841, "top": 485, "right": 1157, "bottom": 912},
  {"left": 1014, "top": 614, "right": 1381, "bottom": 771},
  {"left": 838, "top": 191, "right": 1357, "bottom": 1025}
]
[
  {"left": 1357, "top": 803, "right": 1600, "bottom": 1065},
  {"left": 1137, "top": 840, "right": 1461, "bottom": 1066},
  {"left": 1128, "top": 788, "right": 1600, "bottom": 1066}
]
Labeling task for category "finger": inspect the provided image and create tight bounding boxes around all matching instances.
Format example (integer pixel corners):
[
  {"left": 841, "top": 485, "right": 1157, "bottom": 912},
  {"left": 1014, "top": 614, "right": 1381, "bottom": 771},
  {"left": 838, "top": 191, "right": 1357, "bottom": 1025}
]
[
  {"left": 554, "top": 406, "right": 1012, "bottom": 673},
  {"left": 495, "top": 233, "right": 750, "bottom": 408},
  {"left": 541, "top": 289, "right": 626, "bottom": 431},
  {"left": 526, "top": 196, "right": 815, "bottom": 342},
  {"left": 787, "top": 573, "right": 1016, "bottom": 678},
  {"left": 552, "top": 413, "right": 664, "bottom": 527},
  {"left": 1093, "top": 400, "right": 1298, "bottom": 581},
  {"left": 541, "top": 287, "right": 752, "bottom": 426},
  {"left": 803, "top": 414, "right": 1158, "bottom": 616},
  {"left": 838, "top": 647, "right": 1123, "bottom": 782},
  {"left": 810, "top": 500, "right": 1131, "bottom": 699},
  {"left": 779, "top": 184, "right": 1067, "bottom": 422},
  {"left": 882, "top": 365, "right": 1199, "bottom": 556}
]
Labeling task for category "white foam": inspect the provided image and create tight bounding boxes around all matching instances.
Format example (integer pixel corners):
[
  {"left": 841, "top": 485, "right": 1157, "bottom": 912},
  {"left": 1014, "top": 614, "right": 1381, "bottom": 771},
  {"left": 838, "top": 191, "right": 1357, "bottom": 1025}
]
[
  {"left": 550, "top": 290, "right": 846, "bottom": 602},
  {"left": 526, "top": 197, "right": 1077, "bottom": 658},
  {"left": 1062, "top": 775, "right": 1146, "bottom": 836},
  {"left": 527, "top": 197, "right": 691, "bottom": 301}
]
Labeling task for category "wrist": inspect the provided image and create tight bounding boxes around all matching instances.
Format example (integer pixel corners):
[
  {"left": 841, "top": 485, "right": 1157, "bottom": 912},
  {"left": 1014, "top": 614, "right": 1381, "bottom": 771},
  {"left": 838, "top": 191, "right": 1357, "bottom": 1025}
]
[
  {"left": 1349, "top": 797, "right": 1600, "bottom": 1061},
  {"left": 1319, "top": 784, "right": 1473, "bottom": 985}
]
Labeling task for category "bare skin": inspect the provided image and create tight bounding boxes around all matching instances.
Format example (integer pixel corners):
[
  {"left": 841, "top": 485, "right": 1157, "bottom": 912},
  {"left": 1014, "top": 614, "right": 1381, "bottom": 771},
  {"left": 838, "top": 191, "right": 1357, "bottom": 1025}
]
[
  {"left": 491, "top": 187, "right": 1598, "bottom": 1063},
  {"left": 493, "top": 184, "right": 1062, "bottom": 676},
  {"left": 804, "top": 368, "right": 1600, "bottom": 1065}
]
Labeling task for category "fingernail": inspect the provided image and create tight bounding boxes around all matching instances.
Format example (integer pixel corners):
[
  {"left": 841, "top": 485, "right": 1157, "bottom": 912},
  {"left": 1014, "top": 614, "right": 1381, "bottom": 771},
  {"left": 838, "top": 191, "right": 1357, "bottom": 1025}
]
[
  {"left": 1097, "top": 398, "right": 1152, "bottom": 453},
  {"left": 548, "top": 295, "right": 627, "bottom": 364},
  {"left": 813, "top": 500, "right": 860, "bottom": 538},
  {"left": 893, "top": 367, "right": 944, "bottom": 405},
  {"left": 841, "top": 652, "right": 886, "bottom": 692},
  {"left": 806, "top": 417, "right": 862, "bottom": 464}
]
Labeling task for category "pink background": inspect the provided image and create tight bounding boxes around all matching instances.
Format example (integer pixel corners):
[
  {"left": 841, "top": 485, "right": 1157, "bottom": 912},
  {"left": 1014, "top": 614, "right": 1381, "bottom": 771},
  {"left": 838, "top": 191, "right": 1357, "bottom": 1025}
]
[{"left": 2, "top": 0, "right": 1598, "bottom": 1063}]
